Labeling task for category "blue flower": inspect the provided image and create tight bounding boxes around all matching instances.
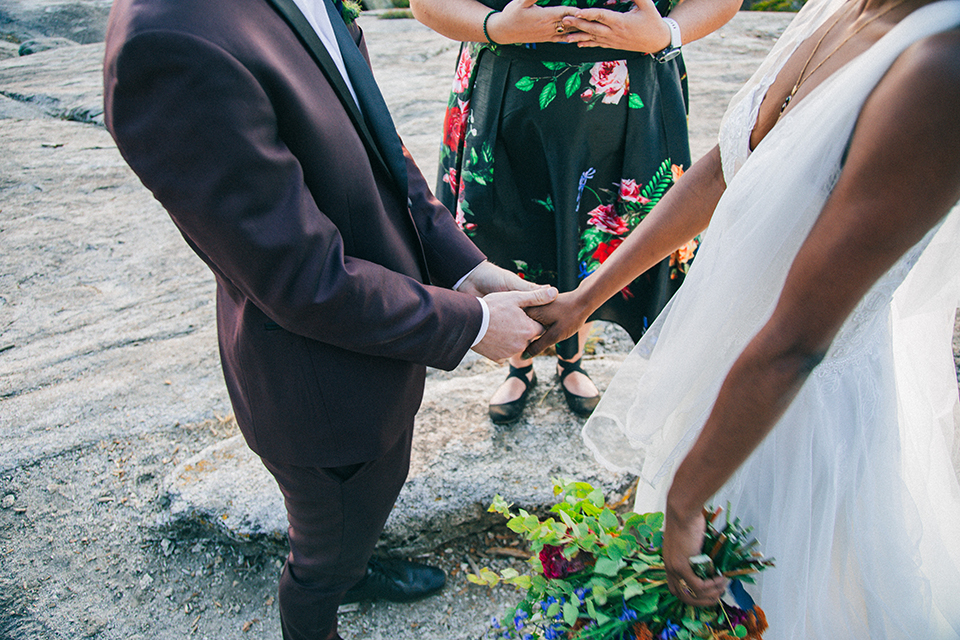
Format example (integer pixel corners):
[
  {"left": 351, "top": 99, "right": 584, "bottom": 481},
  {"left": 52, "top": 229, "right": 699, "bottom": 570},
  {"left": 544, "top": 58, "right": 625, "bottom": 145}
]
[
  {"left": 660, "top": 621, "right": 681, "bottom": 639},
  {"left": 619, "top": 607, "right": 638, "bottom": 622},
  {"left": 490, "top": 616, "right": 500, "bottom": 629},
  {"left": 514, "top": 609, "right": 528, "bottom": 631}
]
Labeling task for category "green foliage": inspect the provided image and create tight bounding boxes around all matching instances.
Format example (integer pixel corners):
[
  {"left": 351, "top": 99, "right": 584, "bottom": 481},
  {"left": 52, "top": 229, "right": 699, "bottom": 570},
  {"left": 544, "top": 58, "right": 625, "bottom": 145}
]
[
  {"left": 747, "top": 0, "right": 806, "bottom": 10},
  {"left": 472, "top": 481, "right": 774, "bottom": 640},
  {"left": 378, "top": 8, "right": 413, "bottom": 19},
  {"left": 341, "top": 0, "right": 362, "bottom": 23}
]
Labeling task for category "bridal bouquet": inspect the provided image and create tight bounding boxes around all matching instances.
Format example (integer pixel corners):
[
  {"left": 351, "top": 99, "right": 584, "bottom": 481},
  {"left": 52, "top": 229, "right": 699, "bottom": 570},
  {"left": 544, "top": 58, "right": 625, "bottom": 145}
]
[{"left": 469, "top": 480, "right": 773, "bottom": 640}]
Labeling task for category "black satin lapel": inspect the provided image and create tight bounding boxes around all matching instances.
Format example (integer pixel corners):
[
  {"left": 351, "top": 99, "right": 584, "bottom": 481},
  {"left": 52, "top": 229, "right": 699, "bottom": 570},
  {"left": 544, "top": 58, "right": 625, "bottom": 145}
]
[
  {"left": 321, "top": 0, "right": 408, "bottom": 197},
  {"left": 263, "top": 0, "right": 394, "bottom": 182}
]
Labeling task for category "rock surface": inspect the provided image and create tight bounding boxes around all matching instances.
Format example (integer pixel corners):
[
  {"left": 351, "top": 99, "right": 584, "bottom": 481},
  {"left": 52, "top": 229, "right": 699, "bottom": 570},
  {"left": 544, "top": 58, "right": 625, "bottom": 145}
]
[{"left": 1, "top": 4, "right": 958, "bottom": 639}]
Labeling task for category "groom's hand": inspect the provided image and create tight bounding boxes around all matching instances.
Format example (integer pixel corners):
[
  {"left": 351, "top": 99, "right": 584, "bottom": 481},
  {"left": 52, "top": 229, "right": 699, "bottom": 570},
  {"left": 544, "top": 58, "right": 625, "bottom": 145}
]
[
  {"left": 472, "top": 287, "right": 558, "bottom": 362},
  {"left": 457, "top": 261, "right": 545, "bottom": 297}
]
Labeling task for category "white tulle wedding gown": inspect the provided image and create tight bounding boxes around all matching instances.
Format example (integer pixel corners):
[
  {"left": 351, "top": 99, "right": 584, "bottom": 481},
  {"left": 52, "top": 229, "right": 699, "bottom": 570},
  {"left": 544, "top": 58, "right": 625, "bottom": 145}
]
[{"left": 581, "top": 0, "right": 960, "bottom": 637}]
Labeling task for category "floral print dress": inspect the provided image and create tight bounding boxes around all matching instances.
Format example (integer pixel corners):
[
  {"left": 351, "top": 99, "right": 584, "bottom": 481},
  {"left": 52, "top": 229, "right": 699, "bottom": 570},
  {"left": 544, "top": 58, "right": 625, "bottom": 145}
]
[{"left": 437, "top": 0, "right": 697, "bottom": 355}]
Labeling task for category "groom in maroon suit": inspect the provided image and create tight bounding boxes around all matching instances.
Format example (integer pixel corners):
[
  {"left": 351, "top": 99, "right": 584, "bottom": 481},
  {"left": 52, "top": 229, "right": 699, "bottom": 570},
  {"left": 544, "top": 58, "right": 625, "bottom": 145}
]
[{"left": 102, "top": 0, "right": 555, "bottom": 637}]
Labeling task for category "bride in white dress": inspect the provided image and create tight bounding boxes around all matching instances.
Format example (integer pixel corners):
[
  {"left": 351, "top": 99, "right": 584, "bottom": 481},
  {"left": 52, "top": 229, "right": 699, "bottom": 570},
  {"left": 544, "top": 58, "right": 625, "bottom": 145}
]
[{"left": 527, "top": 0, "right": 960, "bottom": 637}]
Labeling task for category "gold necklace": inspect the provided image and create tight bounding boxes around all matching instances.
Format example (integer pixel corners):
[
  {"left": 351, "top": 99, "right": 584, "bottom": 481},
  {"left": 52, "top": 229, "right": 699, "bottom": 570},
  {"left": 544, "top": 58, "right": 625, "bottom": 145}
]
[{"left": 780, "top": 0, "right": 911, "bottom": 115}]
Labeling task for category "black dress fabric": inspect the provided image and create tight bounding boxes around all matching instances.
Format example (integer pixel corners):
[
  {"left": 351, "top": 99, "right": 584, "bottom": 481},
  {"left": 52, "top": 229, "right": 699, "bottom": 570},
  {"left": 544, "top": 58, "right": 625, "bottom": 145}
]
[{"left": 436, "top": 0, "right": 698, "bottom": 354}]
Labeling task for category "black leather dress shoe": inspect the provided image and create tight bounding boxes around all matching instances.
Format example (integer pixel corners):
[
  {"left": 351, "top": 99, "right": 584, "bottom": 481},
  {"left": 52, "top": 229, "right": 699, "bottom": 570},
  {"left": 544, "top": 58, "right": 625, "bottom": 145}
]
[{"left": 341, "top": 557, "right": 445, "bottom": 604}]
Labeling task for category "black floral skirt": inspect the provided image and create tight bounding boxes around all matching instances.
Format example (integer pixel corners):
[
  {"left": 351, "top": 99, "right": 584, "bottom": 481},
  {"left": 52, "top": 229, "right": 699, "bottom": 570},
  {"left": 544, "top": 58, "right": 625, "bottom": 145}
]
[{"left": 436, "top": 12, "right": 697, "bottom": 354}]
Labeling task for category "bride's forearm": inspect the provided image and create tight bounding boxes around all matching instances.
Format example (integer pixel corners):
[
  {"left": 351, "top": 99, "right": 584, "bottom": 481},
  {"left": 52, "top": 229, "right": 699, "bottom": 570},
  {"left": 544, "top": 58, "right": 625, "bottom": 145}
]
[{"left": 575, "top": 145, "right": 725, "bottom": 315}]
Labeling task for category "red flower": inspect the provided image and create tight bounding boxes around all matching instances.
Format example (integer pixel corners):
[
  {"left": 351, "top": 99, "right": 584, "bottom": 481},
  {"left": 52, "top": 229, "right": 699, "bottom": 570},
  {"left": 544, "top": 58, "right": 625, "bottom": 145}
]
[
  {"left": 443, "top": 100, "right": 469, "bottom": 150},
  {"left": 539, "top": 545, "right": 589, "bottom": 579},
  {"left": 592, "top": 237, "right": 623, "bottom": 263},
  {"left": 587, "top": 204, "right": 629, "bottom": 235},
  {"left": 580, "top": 88, "right": 595, "bottom": 102}
]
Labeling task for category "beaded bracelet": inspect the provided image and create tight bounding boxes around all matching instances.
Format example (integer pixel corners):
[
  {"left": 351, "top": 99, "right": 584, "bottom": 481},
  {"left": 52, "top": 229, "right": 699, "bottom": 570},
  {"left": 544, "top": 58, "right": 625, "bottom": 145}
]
[{"left": 482, "top": 9, "right": 499, "bottom": 45}]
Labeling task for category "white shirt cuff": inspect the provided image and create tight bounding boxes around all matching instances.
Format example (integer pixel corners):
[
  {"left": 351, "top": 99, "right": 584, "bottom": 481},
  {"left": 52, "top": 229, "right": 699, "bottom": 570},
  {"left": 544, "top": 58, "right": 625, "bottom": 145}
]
[
  {"left": 453, "top": 261, "right": 484, "bottom": 292},
  {"left": 472, "top": 297, "right": 490, "bottom": 347},
  {"left": 452, "top": 261, "right": 489, "bottom": 347}
]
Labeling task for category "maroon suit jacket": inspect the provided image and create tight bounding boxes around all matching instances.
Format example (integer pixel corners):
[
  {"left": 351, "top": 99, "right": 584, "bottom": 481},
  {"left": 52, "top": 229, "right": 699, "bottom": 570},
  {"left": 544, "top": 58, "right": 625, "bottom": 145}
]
[{"left": 103, "top": 0, "right": 485, "bottom": 466}]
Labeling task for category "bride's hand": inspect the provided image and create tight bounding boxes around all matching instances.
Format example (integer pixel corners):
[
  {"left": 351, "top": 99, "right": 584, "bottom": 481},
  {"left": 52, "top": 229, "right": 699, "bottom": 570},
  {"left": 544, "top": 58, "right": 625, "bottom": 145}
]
[
  {"left": 663, "top": 503, "right": 728, "bottom": 607},
  {"left": 560, "top": 0, "right": 670, "bottom": 52},
  {"left": 521, "top": 290, "right": 590, "bottom": 358}
]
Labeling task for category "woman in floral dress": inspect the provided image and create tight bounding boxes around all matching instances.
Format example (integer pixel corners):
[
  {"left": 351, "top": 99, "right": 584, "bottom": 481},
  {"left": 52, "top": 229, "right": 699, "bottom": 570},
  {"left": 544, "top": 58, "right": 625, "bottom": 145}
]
[{"left": 411, "top": 0, "right": 739, "bottom": 423}]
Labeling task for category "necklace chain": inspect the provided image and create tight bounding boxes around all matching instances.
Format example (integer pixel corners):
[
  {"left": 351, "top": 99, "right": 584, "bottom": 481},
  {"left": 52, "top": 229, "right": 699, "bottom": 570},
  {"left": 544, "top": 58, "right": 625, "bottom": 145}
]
[{"left": 780, "top": 0, "right": 911, "bottom": 115}]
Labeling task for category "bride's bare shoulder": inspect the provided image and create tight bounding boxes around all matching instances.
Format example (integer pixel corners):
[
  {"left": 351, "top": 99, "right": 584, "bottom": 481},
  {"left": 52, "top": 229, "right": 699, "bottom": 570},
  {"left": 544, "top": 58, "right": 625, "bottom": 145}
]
[{"left": 884, "top": 26, "right": 960, "bottom": 107}]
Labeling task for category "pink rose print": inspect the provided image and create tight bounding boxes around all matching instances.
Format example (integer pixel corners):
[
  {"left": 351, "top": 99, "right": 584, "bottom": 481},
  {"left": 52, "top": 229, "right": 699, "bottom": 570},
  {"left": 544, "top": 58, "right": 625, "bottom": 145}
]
[
  {"left": 580, "top": 88, "right": 594, "bottom": 102},
  {"left": 587, "top": 204, "right": 629, "bottom": 235},
  {"left": 442, "top": 167, "right": 459, "bottom": 196},
  {"left": 452, "top": 49, "right": 473, "bottom": 94},
  {"left": 589, "top": 60, "right": 629, "bottom": 105},
  {"left": 618, "top": 178, "right": 650, "bottom": 205}
]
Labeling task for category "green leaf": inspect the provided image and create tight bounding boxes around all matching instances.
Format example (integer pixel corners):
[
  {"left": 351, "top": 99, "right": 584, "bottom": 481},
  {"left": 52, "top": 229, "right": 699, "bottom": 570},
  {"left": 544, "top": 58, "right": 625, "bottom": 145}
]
[
  {"left": 593, "top": 557, "right": 624, "bottom": 577},
  {"left": 623, "top": 579, "right": 645, "bottom": 600},
  {"left": 628, "top": 93, "right": 644, "bottom": 109},
  {"left": 565, "top": 71, "right": 582, "bottom": 98},
  {"left": 562, "top": 601, "right": 578, "bottom": 626},
  {"left": 632, "top": 592, "right": 659, "bottom": 616},
  {"left": 515, "top": 76, "right": 536, "bottom": 92},
  {"left": 547, "top": 601, "right": 561, "bottom": 618},
  {"left": 488, "top": 495, "right": 513, "bottom": 516},
  {"left": 542, "top": 61, "right": 566, "bottom": 71},
  {"left": 478, "top": 567, "right": 500, "bottom": 585},
  {"left": 588, "top": 488, "right": 604, "bottom": 507},
  {"left": 598, "top": 508, "right": 618, "bottom": 531},
  {"left": 558, "top": 509, "right": 575, "bottom": 529},
  {"left": 539, "top": 81, "right": 557, "bottom": 110},
  {"left": 592, "top": 583, "right": 608, "bottom": 606}
]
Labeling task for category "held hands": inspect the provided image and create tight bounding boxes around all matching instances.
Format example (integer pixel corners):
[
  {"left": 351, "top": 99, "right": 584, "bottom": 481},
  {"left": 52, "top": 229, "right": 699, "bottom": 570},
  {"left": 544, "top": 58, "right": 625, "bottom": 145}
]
[
  {"left": 457, "top": 260, "right": 543, "bottom": 297},
  {"left": 486, "top": 0, "right": 579, "bottom": 45},
  {"left": 472, "top": 286, "right": 558, "bottom": 362},
  {"left": 560, "top": 0, "right": 670, "bottom": 52},
  {"left": 521, "top": 290, "right": 590, "bottom": 359},
  {"left": 662, "top": 504, "right": 728, "bottom": 607}
]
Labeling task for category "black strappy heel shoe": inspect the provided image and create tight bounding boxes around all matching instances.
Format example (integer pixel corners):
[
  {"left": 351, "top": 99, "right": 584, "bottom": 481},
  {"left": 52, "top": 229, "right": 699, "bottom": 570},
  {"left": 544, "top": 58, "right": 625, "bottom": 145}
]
[
  {"left": 556, "top": 358, "right": 600, "bottom": 417},
  {"left": 488, "top": 363, "right": 537, "bottom": 425}
]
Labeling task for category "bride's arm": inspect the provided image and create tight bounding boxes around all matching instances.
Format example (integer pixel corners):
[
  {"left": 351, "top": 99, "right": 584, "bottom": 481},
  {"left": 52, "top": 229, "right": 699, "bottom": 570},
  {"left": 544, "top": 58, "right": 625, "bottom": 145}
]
[
  {"left": 663, "top": 30, "right": 960, "bottom": 607},
  {"left": 524, "top": 144, "right": 725, "bottom": 357}
]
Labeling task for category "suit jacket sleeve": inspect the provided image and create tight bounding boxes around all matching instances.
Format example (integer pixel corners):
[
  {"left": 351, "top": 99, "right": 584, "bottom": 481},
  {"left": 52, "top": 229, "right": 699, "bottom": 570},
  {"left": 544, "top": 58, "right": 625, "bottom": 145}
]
[{"left": 104, "top": 28, "right": 483, "bottom": 371}]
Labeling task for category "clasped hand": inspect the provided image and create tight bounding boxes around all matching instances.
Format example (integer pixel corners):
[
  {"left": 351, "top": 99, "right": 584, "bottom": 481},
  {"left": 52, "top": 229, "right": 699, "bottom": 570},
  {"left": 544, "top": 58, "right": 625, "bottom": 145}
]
[
  {"left": 460, "top": 261, "right": 558, "bottom": 362},
  {"left": 559, "top": 0, "right": 670, "bottom": 53}
]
